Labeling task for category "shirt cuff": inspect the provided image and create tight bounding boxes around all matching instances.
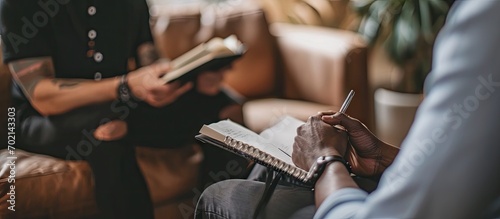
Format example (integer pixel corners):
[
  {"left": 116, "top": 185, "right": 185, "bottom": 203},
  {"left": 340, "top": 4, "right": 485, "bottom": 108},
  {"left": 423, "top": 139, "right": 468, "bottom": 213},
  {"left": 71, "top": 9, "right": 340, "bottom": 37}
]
[{"left": 314, "top": 188, "right": 368, "bottom": 219}]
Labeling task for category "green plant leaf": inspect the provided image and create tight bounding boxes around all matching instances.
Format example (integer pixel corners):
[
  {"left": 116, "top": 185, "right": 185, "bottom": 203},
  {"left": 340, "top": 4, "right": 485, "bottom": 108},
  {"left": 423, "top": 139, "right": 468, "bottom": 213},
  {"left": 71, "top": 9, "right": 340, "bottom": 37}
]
[
  {"left": 358, "top": 13, "right": 382, "bottom": 44},
  {"left": 428, "top": 0, "right": 449, "bottom": 15},
  {"left": 353, "top": 0, "right": 449, "bottom": 92},
  {"left": 358, "top": 0, "right": 393, "bottom": 43},
  {"left": 419, "top": 0, "right": 434, "bottom": 43},
  {"left": 428, "top": 0, "right": 449, "bottom": 34},
  {"left": 385, "top": 1, "right": 419, "bottom": 65},
  {"left": 351, "top": 0, "right": 375, "bottom": 14},
  {"left": 369, "top": 0, "right": 391, "bottom": 22}
]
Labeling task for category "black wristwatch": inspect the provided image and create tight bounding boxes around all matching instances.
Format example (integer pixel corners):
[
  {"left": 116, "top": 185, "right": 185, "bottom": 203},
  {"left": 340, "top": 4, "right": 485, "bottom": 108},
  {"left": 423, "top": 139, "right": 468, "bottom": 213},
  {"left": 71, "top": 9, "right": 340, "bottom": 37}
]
[
  {"left": 307, "top": 155, "right": 352, "bottom": 186},
  {"left": 117, "top": 74, "right": 132, "bottom": 103}
]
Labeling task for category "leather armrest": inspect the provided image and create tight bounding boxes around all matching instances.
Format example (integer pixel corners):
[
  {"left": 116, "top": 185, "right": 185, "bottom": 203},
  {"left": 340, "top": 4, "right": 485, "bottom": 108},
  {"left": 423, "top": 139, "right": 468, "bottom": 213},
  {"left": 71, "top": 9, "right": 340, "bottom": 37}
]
[
  {"left": 270, "top": 23, "right": 370, "bottom": 125},
  {"left": 0, "top": 146, "right": 203, "bottom": 218},
  {"left": 0, "top": 150, "right": 98, "bottom": 218}
]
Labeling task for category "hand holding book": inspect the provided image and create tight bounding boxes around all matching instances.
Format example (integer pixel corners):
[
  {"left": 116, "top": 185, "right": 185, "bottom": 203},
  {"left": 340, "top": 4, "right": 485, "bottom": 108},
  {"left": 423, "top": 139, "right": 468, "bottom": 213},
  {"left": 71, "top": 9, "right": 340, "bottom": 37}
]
[{"left": 161, "top": 35, "right": 246, "bottom": 84}]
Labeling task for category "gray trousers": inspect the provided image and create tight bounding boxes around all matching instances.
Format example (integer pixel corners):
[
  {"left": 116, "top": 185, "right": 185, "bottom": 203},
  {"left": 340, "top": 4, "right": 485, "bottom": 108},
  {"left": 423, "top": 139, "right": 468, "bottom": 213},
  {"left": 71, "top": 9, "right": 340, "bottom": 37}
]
[
  {"left": 195, "top": 178, "right": 316, "bottom": 219},
  {"left": 195, "top": 180, "right": 316, "bottom": 219},
  {"left": 194, "top": 163, "right": 380, "bottom": 219}
]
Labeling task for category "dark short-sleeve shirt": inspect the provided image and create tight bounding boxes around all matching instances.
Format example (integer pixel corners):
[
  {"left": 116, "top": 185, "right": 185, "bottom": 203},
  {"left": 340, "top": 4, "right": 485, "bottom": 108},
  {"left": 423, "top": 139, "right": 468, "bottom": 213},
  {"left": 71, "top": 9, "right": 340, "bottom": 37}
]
[{"left": 0, "top": 0, "right": 153, "bottom": 106}]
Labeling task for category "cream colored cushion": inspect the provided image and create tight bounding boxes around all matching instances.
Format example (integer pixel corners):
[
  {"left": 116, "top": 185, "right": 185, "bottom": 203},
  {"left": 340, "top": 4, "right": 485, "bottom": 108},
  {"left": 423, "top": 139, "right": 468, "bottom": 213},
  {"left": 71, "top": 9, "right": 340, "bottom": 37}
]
[{"left": 243, "top": 98, "right": 339, "bottom": 132}]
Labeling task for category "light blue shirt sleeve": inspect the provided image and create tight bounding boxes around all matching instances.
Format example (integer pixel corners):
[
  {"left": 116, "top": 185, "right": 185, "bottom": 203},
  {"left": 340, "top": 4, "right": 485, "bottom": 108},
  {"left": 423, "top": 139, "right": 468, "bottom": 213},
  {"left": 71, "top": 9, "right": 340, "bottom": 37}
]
[
  {"left": 314, "top": 188, "right": 367, "bottom": 219},
  {"left": 314, "top": 1, "right": 500, "bottom": 218}
]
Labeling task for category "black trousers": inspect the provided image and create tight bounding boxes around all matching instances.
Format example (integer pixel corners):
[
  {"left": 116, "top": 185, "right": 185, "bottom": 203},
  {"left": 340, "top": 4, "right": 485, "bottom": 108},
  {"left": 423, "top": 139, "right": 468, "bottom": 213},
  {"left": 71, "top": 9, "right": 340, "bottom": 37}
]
[{"left": 14, "top": 89, "right": 237, "bottom": 219}]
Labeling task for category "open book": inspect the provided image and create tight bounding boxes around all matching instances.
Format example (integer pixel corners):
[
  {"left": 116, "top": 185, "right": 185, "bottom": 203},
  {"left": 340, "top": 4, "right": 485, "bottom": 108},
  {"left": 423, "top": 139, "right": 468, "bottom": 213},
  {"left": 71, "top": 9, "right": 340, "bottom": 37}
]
[
  {"left": 196, "top": 116, "right": 313, "bottom": 182},
  {"left": 161, "top": 35, "right": 245, "bottom": 84}
]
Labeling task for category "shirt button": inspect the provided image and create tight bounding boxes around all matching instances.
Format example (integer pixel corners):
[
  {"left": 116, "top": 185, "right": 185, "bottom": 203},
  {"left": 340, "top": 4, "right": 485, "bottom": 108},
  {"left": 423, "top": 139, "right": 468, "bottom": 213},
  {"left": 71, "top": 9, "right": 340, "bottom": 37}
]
[
  {"left": 94, "top": 52, "right": 103, "bottom": 62},
  {"left": 88, "top": 6, "right": 97, "bottom": 16},
  {"left": 88, "top": 30, "right": 97, "bottom": 40},
  {"left": 94, "top": 72, "right": 102, "bottom": 81},
  {"left": 86, "top": 50, "right": 95, "bottom": 58}
]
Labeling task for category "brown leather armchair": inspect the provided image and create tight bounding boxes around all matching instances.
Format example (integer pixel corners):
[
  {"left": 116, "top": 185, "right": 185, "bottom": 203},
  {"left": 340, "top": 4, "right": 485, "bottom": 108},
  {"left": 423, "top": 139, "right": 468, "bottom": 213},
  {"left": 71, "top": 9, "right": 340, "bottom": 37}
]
[{"left": 151, "top": 3, "right": 369, "bottom": 132}]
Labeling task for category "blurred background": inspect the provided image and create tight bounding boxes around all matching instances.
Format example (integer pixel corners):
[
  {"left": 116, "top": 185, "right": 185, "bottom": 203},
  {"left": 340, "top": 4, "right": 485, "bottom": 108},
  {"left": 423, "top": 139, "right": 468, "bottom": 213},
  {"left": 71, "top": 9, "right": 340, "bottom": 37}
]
[
  {"left": 145, "top": 0, "right": 451, "bottom": 146},
  {"left": 0, "top": 1, "right": 456, "bottom": 218}
]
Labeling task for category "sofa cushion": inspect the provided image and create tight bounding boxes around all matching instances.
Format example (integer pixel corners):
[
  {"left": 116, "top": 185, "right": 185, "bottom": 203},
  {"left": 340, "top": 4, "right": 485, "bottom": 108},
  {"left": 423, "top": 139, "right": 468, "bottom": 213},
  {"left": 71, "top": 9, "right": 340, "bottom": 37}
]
[
  {"left": 0, "top": 145, "right": 202, "bottom": 219},
  {"left": 270, "top": 23, "right": 366, "bottom": 107},
  {"left": 269, "top": 23, "right": 370, "bottom": 127},
  {"left": 243, "top": 98, "right": 339, "bottom": 132},
  {"left": 0, "top": 150, "right": 98, "bottom": 219}
]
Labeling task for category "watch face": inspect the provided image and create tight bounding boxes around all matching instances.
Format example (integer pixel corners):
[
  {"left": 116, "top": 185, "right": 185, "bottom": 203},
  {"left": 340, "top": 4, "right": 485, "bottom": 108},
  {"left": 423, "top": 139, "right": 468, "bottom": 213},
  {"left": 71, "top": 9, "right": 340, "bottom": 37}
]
[
  {"left": 120, "top": 85, "right": 130, "bottom": 102},
  {"left": 317, "top": 156, "right": 327, "bottom": 165}
]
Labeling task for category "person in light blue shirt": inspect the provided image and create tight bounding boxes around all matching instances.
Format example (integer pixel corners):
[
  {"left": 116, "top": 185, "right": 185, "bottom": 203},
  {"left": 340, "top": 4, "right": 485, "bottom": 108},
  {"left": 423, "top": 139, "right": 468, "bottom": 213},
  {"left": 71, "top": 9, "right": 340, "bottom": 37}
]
[{"left": 195, "top": 0, "right": 500, "bottom": 218}]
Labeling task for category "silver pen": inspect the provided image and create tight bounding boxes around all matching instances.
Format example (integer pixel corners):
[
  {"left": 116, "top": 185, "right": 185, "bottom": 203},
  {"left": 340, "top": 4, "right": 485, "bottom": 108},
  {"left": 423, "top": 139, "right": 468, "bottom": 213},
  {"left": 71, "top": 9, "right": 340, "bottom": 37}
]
[
  {"left": 339, "top": 90, "right": 355, "bottom": 113},
  {"left": 332, "top": 90, "right": 355, "bottom": 131}
]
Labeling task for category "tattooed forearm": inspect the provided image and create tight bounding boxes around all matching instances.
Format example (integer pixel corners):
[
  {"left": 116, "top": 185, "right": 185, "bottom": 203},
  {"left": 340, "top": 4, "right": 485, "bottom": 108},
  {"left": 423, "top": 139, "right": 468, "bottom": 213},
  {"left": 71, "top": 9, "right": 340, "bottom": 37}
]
[
  {"left": 51, "top": 79, "right": 83, "bottom": 89},
  {"left": 137, "top": 42, "right": 159, "bottom": 67},
  {"left": 8, "top": 57, "right": 55, "bottom": 98}
]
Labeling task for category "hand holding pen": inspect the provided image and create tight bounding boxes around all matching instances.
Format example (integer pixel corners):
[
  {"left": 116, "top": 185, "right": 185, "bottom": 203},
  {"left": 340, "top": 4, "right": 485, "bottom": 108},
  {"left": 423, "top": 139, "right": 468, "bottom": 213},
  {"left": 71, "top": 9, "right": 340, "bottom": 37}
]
[
  {"left": 321, "top": 90, "right": 399, "bottom": 177},
  {"left": 292, "top": 90, "right": 356, "bottom": 170},
  {"left": 323, "top": 90, "right": 355, "bottom": 130}
]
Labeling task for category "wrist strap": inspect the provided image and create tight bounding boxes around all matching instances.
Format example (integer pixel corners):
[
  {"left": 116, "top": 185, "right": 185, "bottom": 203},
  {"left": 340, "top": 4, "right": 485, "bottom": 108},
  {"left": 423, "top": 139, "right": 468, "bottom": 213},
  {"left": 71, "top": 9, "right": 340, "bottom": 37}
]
[
  {"left": 310, "top": 155, "right": 352, "bottom": 186},
  {"left": 117, "top": 74, "right": 131, "bottom": 102},
  {"left": 321, "top": 155, "right": 352, "bottom": 173}
]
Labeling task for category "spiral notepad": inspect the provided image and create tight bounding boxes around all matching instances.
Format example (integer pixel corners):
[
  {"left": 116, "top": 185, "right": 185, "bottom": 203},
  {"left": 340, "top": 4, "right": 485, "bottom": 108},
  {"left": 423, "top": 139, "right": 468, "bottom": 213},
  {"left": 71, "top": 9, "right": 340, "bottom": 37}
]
[{"left": 196, "top": 116, "right": 311, "bottom": 182}]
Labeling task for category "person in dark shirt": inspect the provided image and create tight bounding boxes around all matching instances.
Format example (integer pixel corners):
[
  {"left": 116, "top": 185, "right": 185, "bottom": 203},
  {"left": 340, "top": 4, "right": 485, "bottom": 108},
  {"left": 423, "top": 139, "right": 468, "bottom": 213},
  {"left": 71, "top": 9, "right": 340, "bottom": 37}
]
[{"left": 0, "top": 0, "right": 240, "bottom": 218}]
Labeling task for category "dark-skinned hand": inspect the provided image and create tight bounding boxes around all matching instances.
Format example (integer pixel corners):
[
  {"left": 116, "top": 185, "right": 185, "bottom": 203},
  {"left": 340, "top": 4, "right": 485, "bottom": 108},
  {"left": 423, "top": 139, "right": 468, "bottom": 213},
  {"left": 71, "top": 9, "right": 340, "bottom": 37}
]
[
  {"left": 292, "top": 113, "right": 348, "bottom": 171},
  {"left": 321, "top": 111, "right": 388, "bottom": 177}
]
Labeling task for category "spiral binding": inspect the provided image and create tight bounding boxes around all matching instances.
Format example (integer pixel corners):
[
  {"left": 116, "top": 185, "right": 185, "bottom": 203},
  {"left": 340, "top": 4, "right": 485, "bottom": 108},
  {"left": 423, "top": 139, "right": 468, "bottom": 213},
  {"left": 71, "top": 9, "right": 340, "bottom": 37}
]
[{"left": 224, "top": 136, "right": 310, "bottom": 182}]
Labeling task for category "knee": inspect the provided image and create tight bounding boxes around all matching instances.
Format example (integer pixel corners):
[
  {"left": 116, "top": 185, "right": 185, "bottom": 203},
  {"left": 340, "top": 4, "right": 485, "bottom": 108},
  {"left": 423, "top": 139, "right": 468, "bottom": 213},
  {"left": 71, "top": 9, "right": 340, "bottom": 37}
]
[
  {"left": 195, "top": 180, "right": 247, "bottom": 219},
  {"left": 196, "top": 181, "right": 226, "bottom": 212},
  {"left": 195, "top": 180, "right": 266, "bottom": 219}
]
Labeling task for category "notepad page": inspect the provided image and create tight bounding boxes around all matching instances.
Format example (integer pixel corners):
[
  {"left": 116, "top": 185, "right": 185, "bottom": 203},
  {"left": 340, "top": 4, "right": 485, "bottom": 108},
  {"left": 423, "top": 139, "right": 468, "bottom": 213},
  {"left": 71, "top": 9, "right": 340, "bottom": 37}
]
[
  {"left": 206, "top": 120, "right": 294, "bottom": 165},
  {"left": 259, "top": 116, "right": 304, "bottom": 160}
]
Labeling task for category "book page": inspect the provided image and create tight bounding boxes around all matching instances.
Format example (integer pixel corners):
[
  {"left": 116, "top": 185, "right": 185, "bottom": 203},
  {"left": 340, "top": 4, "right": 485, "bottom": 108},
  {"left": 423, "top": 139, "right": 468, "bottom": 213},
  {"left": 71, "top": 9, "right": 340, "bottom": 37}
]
[
  {"left": 259, "top": 116, "right": 304, "bottom": 159},
  {"left": 171, "top": 36, "right": 240, "bottom": 70},
  {"left": 207, "top": 120, "right": 261, "bottom": 142},
  {"left": 170, "top": 43, "right": 210, "bottom": 69},
  {"left": 161, "top": 35, "right": 244, "bottom": 84},
  {"left": 202, "top": 120, "right": 294, "bottom": 165}
]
